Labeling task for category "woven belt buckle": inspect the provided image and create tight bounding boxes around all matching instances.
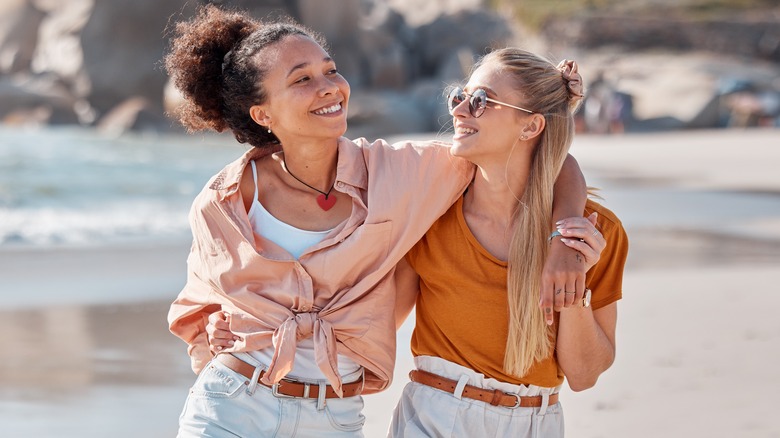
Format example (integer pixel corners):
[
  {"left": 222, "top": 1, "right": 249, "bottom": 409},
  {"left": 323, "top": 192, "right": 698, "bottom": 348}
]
[
  {"left": 271, "top": 380, "right": 305, "bottom": 399},
  {"left": 507, "top": 392, "right": 522, "bottom": 409}
]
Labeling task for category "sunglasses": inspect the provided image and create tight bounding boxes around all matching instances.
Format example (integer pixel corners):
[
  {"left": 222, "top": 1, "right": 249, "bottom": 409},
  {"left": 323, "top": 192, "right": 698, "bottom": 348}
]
[{"left": 447, "top": 87, "right": 534, "bottom": 118}]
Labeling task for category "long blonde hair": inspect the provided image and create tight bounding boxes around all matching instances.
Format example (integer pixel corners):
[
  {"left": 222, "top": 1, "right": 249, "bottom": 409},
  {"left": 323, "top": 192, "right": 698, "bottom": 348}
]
[{"left": 475, "top": 49, "right": 583, "bottom": 377}]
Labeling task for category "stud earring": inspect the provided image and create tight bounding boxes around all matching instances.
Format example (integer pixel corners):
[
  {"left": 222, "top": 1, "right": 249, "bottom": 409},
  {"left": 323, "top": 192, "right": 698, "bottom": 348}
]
[
  {"left": 268, "top": 128, "right": 272, "bottom": 134},
  {"left": 520, "top": 135, "right": 527, "bottom": 141}
]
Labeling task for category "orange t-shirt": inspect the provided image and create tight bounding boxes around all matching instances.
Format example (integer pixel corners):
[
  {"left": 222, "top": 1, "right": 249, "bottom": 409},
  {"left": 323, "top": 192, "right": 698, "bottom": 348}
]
[{"left": 406, "top": 197, "right": 629, "bottom": 387}]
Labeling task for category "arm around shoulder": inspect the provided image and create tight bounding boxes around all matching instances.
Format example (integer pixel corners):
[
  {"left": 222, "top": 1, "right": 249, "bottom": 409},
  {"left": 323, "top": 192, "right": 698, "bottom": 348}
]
[{"left": 552, "top": 154, "right": 587, "bottom": 221}]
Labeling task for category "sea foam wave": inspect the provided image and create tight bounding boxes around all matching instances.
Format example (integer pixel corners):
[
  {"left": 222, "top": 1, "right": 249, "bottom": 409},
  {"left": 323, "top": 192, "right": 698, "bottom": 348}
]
[
  {"left": 0, "top": 202, "right": 191, "bottom": 246},
  {"left": 0, "top": 126, "right": 243, "bottom": 248}
]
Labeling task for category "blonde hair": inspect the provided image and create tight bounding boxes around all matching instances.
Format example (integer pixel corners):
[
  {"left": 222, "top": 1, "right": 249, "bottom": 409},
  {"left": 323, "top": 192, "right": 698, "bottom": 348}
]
[{"left": 475, "top": 48, "right": 583, "bottom": 377}]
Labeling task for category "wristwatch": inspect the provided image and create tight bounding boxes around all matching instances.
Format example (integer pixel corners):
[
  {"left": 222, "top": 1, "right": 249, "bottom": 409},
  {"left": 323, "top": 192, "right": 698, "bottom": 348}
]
[{"left": 582, "top": 288, "right": 592, "bottom": 308}]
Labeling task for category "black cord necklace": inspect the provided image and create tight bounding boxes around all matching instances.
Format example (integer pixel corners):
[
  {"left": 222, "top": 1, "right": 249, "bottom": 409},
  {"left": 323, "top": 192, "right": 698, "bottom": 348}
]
[{"left": 281, "top": 159, "right": 337, "bottom": 211}]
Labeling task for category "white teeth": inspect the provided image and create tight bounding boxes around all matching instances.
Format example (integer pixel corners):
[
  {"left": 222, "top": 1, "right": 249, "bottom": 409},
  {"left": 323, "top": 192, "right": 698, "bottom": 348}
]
[
  {"left": 314, "top": 104, "right": 341, "bottom": 115},
  {"left": 457, "top": 127, "right": 476, "bottom": 135}
]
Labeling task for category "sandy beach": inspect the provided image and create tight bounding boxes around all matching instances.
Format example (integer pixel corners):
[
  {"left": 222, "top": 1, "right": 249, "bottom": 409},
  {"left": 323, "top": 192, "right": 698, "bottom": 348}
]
[{"left": 1, "top": 129, "right": 779, "bottom": 437}]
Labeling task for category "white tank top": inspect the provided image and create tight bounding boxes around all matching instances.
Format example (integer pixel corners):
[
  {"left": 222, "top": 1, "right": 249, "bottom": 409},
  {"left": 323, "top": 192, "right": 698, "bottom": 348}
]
[
  {"left": 247, "top": 161, "right": 331, "bottom": 259},
  {"left": 245, "top": 160, "right": 360, "bottom": 379}
]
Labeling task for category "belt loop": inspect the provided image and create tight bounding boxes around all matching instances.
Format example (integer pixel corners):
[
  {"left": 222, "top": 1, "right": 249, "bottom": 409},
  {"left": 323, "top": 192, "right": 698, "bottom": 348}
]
[
  {"left": 246, "top": 363, "right": 262, "bottom": 396},
  {"left": 537, "top": 393, "right": 550, "bottom": 416},
  {"left": 316, "top": 382, "right": 327, "bottom": 411},
  {"left": 453, "top": 375, "right": 469, "bottom": 400}
]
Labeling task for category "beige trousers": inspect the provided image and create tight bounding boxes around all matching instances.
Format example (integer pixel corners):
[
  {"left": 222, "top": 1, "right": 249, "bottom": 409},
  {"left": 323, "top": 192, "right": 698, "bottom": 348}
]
[{"left": 388, "top": 356, "right": 563, "bottom": 438}]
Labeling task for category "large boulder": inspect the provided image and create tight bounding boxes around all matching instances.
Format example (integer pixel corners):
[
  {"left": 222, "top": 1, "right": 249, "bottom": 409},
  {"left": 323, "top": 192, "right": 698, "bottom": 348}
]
[
  {"left": 346, "top": 89, "right": 432, "bottom": 139},
  {"left": 0, "top": 74, "right": 85, "bottom": 125},
  {"left": 297, "top": 0, "right": 361, "bottom": 43},
  {"left": 544, "top": 13, "right": 780, "bottom": 63},
  {"left": 0, "top": 0, "right": 527, "bottom": 138},
  {"left": 356, "top": 3, "right": 415, "bottom": 89},
  {"left": 30, "top": 0, "right": 93, "bottom": 102},
  {"left": 0, "top": 0, "right": 44, "bottom": 74},
  {"left": 387, "top": 0, "right": 486, "bottom": 26},
  {"left": 79, "top": 0, "right": 200, "bottom": 118},
  {"left": 297, "top": 0, "right": 364, "bottom": 86},
  {"left": 414, "top": 10, "right": 513, "bottom": 77}
]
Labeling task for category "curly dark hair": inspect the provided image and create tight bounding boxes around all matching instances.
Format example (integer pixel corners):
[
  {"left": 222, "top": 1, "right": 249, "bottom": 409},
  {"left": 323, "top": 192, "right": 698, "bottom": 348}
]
[{"left": 164, "top": 5, "right": 326, "bottom": 149}]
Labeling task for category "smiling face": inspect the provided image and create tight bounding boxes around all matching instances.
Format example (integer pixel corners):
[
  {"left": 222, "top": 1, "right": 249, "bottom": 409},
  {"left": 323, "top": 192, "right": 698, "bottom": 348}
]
[
  {"left": 450, "top": 61, "right": 535, "bottom": 161},
  {"left": 249, "top": 34, "right": 350, "bottom": 144}
]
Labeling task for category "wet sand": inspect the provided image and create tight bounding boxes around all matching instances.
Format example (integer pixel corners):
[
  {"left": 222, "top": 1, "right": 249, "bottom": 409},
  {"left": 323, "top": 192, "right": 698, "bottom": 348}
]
[{"left": 2, "top": 129, "right": 779, "bottom": 437}]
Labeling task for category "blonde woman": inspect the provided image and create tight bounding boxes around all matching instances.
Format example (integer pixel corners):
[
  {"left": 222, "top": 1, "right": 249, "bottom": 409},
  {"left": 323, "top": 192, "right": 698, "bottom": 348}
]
[{"left": 388, "top": 49, "right": 628, "bottom": 437}]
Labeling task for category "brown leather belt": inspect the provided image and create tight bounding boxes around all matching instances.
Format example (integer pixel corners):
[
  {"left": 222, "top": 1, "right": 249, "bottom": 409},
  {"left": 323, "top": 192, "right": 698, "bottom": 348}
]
[
  {"left": 409, "top": 369, "right": 558, "bottom": 408},
  {"left": 216, "top": 354, "right": 364, "bottom": 399}
]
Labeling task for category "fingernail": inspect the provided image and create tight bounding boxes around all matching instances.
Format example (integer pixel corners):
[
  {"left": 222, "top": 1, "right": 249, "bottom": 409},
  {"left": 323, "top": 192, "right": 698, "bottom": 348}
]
[
  {"left": 560, "top": 238, "right": 570, "bottom": 244},
  {"left": 547, "top": 319, "right": 553, "bottom": 326},
  {"left": 228, "top": 340, "right": 234, "bottom": 346},
  {"left": 233, "top": 336, "right": 240, "bottom": 341},
  {"left": 216, "top": 346, "right": 222, "bottom": 351},
  {"left": 556, "top": 220, "right": 564, "bottom": 226}
]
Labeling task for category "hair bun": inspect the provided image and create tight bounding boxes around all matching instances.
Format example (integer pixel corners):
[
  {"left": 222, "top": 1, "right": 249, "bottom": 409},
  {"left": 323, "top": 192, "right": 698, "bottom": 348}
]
[{"left": 556, "top": 59, "right": 584, "bottom": 102}]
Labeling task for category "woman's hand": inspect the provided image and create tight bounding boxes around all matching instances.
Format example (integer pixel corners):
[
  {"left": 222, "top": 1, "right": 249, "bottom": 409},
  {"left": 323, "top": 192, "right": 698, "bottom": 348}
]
[
  {"left": 557, "top": 212, "right": 605, "bottom": 271},
  {"left": 206, "top": 311, "right": 242, "bottom": 355},
  {"left": 541, "top": 212, "right": 606, "bottom": 321}
]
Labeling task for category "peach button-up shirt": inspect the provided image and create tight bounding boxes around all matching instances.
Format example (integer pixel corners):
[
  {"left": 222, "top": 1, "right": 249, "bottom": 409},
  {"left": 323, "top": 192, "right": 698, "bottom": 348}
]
[{"left": 168, "top": 137, "right": 473, "bottom": 395}]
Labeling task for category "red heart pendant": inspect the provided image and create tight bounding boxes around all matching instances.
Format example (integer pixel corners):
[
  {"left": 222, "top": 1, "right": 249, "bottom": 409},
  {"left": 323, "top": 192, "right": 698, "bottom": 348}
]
[{"left": 316, "top": 194, "right": 337, "bottom": 211}]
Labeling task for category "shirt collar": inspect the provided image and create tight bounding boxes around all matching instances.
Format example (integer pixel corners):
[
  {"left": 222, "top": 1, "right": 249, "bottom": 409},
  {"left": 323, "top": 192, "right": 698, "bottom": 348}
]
[
  {"left": 208, "top": 137, "right": 367, "bottom": 193},
  {"left": 334, "top": 137, "right": 368, "bottom": 191},
  {"left": 208, "top": 147, "right": 270, "bottom": 193}
]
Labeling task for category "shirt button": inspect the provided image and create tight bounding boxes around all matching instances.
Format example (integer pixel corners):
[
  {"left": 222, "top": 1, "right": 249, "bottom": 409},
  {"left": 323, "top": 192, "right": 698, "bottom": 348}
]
[{"left": 336, "top": 182, "right": 344, "bottom": 188}]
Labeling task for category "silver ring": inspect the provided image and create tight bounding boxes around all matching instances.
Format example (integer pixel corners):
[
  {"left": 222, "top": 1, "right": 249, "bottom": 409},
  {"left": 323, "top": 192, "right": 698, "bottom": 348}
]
[
  {"left": 592, "top": 229, "right": 599, "bottom": 236},
  {"left": 564, "top": 291, "right": 576, "bottom": 295}
]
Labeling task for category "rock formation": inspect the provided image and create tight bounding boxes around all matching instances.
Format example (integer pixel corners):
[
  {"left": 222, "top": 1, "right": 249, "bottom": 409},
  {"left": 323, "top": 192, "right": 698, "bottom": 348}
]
[{"left": 1, "top": 0, "right": 777, "bottom": 136}]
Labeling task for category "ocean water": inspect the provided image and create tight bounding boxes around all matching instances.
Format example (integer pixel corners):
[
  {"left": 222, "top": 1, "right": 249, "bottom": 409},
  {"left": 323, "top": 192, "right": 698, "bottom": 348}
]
[{"left": 0, "top": 126, "right": 247, "bottom": 247}]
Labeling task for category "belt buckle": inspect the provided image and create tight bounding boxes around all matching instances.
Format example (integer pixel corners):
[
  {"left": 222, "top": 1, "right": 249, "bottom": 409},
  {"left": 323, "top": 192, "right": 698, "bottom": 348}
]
[
  {"left": 506, "top": 392, "right": 522, "bottom": 409},
  {"left": 271, "top": 380, "right": 302, "bottom": 399}
]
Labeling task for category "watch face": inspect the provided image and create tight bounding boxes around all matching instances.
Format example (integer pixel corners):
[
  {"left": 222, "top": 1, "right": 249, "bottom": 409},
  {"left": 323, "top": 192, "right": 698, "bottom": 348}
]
[{"left": 583, "top": 289, "right": 592, "bottom": 308}]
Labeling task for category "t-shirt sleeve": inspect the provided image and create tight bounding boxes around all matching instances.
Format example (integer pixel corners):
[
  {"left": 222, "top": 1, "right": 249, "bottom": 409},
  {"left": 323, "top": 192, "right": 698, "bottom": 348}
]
[{"left": 584, "top": 208, "right": 629, "bottom": 310}]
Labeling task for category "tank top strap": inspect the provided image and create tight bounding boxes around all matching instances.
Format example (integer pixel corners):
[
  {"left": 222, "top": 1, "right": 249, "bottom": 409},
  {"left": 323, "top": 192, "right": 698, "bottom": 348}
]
[{"left": 250, "top": 160, "right": 259, "bottom": 203}]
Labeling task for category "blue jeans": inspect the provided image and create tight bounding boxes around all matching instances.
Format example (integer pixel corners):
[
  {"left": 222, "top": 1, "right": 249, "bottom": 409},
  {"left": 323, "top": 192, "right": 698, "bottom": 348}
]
[{"left": 177, "top": 356, "right": 365, "bottom": 437}]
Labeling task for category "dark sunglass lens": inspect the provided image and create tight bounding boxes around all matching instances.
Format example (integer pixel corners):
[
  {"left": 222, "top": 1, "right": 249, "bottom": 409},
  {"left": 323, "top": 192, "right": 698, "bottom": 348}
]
[
  {"left": 448, "top": 88, "right": 465, "bottom": 113},
  {"left": 470, "top": 89, "right": 487, "bottom": 118}
]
